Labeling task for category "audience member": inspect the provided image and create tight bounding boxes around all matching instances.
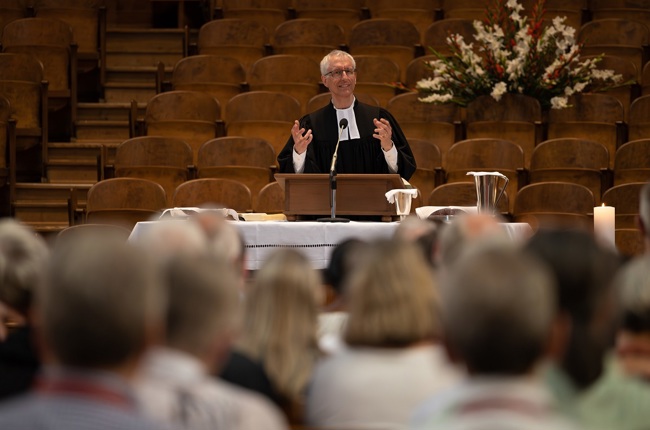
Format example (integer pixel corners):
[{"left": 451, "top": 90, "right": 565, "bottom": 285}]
[
  {"left": 220, "top": 248, "right": 322, "bottom": 423},
  {"left": 136, "top": 256, "right": 287, "bottom": 430},
  {"left": 525, "top": 229, "right": 623, "bottom": 418},
  {"left": 393, "top": 216, "right": 441, "bottom": 268},
  {"left": 638, "top": 182, "right": 650, "bottom": 252},
  {"left": 578, "top": 255, "right": 650, "bottom": 430},
  {"left": 0, "top": 234, "right": 166, "bottom": 429},
  {"left": 412, "top": 245, "right": 581, "bottom": 429},
  {"left": 435, "top": 213, "right": 509, "bottom": 273},
  {"left": 319, "top": 238, "right": 370, "bottom": 354},
  {"left": 307, "top": 239, "right": 461, "bottom": 429},
  {"left": 0, "top": 219, "right": 49, "bottom": 401}
]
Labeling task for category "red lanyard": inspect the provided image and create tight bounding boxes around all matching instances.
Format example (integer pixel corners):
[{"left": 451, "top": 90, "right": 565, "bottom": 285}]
[{"left": 35, "top": 377, "right": 134, "bottom": 410}]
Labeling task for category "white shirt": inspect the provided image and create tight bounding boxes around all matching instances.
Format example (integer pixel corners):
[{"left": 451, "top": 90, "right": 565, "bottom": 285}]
[{"left": 135, "top": 347, "right": 288, "bottom": 430}]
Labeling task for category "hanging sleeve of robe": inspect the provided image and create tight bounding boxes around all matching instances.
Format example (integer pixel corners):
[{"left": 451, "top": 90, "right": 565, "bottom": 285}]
[{"left": 277, "top": 100, "right": 417, "bottom": 180}]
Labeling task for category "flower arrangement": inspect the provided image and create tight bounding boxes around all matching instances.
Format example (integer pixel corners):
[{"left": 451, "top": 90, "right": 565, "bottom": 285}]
[{"left": 416, "top": 0, "right": 623, "bottom": 109}]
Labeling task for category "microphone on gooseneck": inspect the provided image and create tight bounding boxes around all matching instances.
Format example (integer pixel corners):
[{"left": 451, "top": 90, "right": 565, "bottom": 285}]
[{"left": 330, "top": 118, "right": 349, "bottom": 173}]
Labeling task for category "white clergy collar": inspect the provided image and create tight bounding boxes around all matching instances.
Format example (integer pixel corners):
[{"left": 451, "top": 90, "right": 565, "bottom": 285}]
[{"left": 334, "top": 98, "right": 361, "bottom": 141}]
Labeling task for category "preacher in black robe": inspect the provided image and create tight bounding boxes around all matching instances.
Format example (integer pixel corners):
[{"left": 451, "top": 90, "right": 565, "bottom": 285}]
[{"left": 277, "top": 99, "right": 416, "bottom": 181}]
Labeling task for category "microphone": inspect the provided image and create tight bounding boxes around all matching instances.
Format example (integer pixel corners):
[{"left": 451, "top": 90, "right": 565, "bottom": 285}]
[{"left": 329, "top": 118, "right": 348, "bottom": 173}]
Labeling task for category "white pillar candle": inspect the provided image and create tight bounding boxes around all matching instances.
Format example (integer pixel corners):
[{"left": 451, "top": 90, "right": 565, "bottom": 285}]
[{"left": 594, "top": 204, "right": 616, "bottom": 250}]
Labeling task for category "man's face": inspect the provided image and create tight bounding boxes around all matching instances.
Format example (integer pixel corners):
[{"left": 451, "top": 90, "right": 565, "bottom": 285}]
[{"left": 322, "top": 57, "right": 356, "bottom": 99}]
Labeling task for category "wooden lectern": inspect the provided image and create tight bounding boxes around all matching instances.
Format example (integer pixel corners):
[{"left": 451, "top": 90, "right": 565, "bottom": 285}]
[{"left": 275, "top": 173, "right": 405, "bottom": 221}]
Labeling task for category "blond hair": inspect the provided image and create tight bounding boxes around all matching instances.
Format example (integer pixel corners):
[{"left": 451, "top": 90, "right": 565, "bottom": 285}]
[
  {"left": 344, "top": 239, "right": 441, "bottom": 347},
  {"left": 237, "top": 248, "right": 321, "bottom": 401}
]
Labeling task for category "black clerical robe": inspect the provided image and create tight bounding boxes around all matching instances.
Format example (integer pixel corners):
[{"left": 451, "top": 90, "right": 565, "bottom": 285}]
[{"left": 277, "top": 100, "right": 416, "bottom": 180}]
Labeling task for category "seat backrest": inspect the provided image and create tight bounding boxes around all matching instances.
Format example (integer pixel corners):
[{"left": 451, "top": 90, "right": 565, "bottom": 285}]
[
  {"left": 446, "top": 138, "right": 524, "bottom": 172},
  {"left": 225, "top": 91, "right": 301, "bottom": 122},
  {"left": 348, "top": 19, "right": 420, "bottom": 48},
  {"left": 408, "top": 138, "right": 441, "bottom": 171},
  {"left": 2, "top": 17, "right": 73, "bottom": 47},
  {"left": 114, "top": 136, "right": 193, "bottom": 168},
  {"left": 615, "top": 139, "right": 650, "bottom": 173},
  {"left": 172, "top": 178, "right": 252, "bottom": 212},
  {"left": 354, "top": 55, "right": 400, "bottom": 83},
  {"left": 514, "top": 182, "right": 595, "bottom": 214},
  {"left": 422, "top": 19, "right": 476, "bottom": 54},
  {"left": 248, "top": 55, "right": 320, "bottom": 85},
  {"left": 547, "top": 93, "right": 624, "bottom": 124},
  {"left": 0, "top": 53, "right": 44, "bottom": 130},
  {"left": 172, "top": 55, "right": 246, "bottom": 86},
  {"left": 578, "top": 18, "right": 650, "bottom": 46},
  {"left": 86, "top": 178, "right": 167, "bottom": 212},
  {"left": 273, "top": 19, "right": 345, "bottom": 47},
  {"left": 198, "top": 19, "right": 269, "bottom": 48},
  {"left": 255, "top": 181, "right": 284, "bottom": 213},
  {"left": 530, "top": 138, "right": 609, "bottom": 170},
  {"left": 602, "top": 182, "right": 645, "bottom": 214},
  {"left": 197, "top": 137, "right": 275, "bottom": 168},
  {"left": 145, "top": 90, "right": 220, "bottom": 122},
  {"left": 293, "top": 0, "right": 364, "bottom": 9},
  {"left": 33, "top": 0, "right": 101, "bottom": 54},
  {"left": 466, "top": 94, "right": 542, "bottom": 123},
  {"left": 221, "top": 0, "right": 292, "bottom": 9},
  {"left": 387, "top": 92, "right": 460, "bottom": 123}
]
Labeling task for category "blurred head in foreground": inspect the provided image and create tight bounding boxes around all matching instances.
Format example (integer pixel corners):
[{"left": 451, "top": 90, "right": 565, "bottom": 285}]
[
  {"left": 344, "top": 239, "right": 440, "bottom": 348},
  {"left": 442, "top": 245, "right": 556, "bottom": 375}
]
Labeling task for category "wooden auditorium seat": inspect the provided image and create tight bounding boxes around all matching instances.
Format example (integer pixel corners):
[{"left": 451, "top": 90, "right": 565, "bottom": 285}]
[
  {"left": 168, "top": 55, "right": 246, "bottom": 118},
  {"left": 513, "top": 182, "right": 595, "bottom": 232},
  {"left": 407, "top": 138, "right": 443, "bottom": 209},
  {"left": 272, "top": 19, "right": 346, "bottom": 64},
  {"left": 422, "top": 19, "right": 476, "bottom": 58},
  {"left": 172, "top": 178, "right": 252, "bottom": 213},
  {"left": 113, "top": 136, "right": 193, "bottom": 206},
  {"left": 577, "top": 19, "right": 649, "bottom": 82},
  {"left": 0, "top": 96, "right": 10, "bottom": 187},
  {"left": 85, "top": 178, "right": 167, "bottom": 230},
  {"left": 197, "top": 19, "right": 269, "bottom": 72},
  {"left": 248, "top": 55, "right": 321, "bottom": 114},
  {"left": 348, "top": 18, "right": 421, "bottom": 83},
  {"left": 582, "top": 55, "right": 638, "bottom": 121},
  {"left": 546, "top": 93, "right": 625, "bottom": 169},
  {"left": 628, "top": 95, "right": 650, "bottom": 142},
  {"left": 2, "top": 17, "right": 77, "bottom": 140},
  {"left": 529, "top": 138, "right": 610, "bottom": 205},
  {"left": 367, "top": 0, "right": 440, "bottom": 34},
  {"left": 614, "top": 139, "right": 650, "bottom": 185},
  {"left": 33, "top": 0, "right": 106, "bottom": 89},
  {"left": 0, "top": 53, "right": 48, "bottom": 180},
  {"left": 602, "top": 182, "right": 645, "bottom": 229},
  {"left": 465, "top": 94, "right": 543, "bottom": 169},
  {"left": 352, "top": 55, "right": 400, "bottom": 108},
  {"left": 386, "top": 92, "right": 461, "bottom": 164},
  {"left": 254, "top": 181, "right": 284, "bottom": 214},
  {"left": 196, "top": 137, "right": 276, "bottom": 209},
  {"left": 225, "top": 91, "right": 301, "bottom": 155},
  {"left": 445, "top": 138, "right": 526, "bottom": 213},
  {"left": 292, "top": 0, "right": 365, "bottom": 38},
  {"left": 0, "top": 1, "right": 27, "bottom": 36},
  {"left": 441, "top": 0, "right": 489, "bottom": 20},
  {"left": 218, "top": 0, "right": 292, "bottom": 41},
  {"left": 142, "top": 90, "right": 222, "bottom": 163}
]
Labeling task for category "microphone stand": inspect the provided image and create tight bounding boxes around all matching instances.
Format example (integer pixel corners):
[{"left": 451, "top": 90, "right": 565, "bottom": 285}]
[{"left": 318, "top": 120, "right": 350, "bottom": 223}]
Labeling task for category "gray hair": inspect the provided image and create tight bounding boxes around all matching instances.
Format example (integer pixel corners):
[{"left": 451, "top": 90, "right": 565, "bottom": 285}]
[
  {"left": 443, "top": 246, "right": 556, "bottom": 375},
  {"left": 164, "top": 256, "right": 241, "bottom": 357},
  {"left": 41, "top": 234, "right": 165, "bottom": 368},
  {"left": 617, "top": 255, "right": 650, "bottom": 332},
  {"left": 0, "top": 219, "right": 49, "bottom": 315},
  {"left": 320, "top": 49, "right": 356, "bottom": 76}
]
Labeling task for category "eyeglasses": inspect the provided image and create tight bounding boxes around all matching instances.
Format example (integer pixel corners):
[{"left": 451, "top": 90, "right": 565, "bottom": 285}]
[{"left": 325, "top": 68, "right": 356, "bottom": 79}]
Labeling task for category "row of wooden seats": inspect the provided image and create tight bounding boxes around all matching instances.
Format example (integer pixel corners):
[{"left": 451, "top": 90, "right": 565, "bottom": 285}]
[{"left": 81, "top": 176, "right": 284, "bottom": 229}]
